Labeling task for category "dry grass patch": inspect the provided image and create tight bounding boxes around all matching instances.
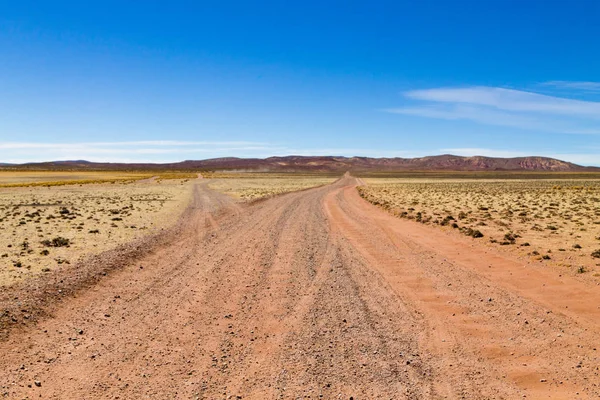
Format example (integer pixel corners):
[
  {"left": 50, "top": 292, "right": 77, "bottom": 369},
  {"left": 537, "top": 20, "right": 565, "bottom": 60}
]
[
  {"left": 207, "top": 173, "right": 338, "bottom": 200},
  {"left": 0, "top": 178, "right": 194, "bottom": 286},
  {"left": 358, "top": 178, "right": 600, "bottom": 275},
  {"left": 0, "top": 171, "right": 154, "bottom": 187}
]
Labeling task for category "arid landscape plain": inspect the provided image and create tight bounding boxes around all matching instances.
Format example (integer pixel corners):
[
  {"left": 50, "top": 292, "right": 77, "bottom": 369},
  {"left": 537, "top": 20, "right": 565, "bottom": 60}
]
[
  {"left": 1, "top": 157, "right": 600, "bottom": 399},
  {"left": 5, "top": 2, "right": 600, "bottom": 398}
]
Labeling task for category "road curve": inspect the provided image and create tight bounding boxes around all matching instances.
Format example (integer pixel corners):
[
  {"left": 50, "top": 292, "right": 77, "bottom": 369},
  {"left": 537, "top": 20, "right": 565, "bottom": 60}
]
[{"left": 0, "top": 175, "right": 599, "bottom": 399}]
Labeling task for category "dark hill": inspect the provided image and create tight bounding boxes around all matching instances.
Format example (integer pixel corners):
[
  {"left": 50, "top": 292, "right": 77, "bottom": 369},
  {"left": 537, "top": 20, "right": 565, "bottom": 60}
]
[{"left": 1, "top": 155, "right": 597, "bottom": 172}]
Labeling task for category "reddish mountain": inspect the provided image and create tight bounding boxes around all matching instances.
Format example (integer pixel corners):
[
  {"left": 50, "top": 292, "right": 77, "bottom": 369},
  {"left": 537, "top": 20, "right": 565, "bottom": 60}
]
[{"left": 1, "top": 155, "right": 596, "bottom": 172}]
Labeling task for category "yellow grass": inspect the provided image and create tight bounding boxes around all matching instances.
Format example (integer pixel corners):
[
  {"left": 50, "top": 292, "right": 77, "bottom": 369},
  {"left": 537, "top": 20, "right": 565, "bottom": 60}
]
[
  {"left": 207, "top": 173, "right": 338, "bottom": 200},
  {"left": 0, "top": 171, "right": 152, "bottom": 187},
  {"left": 359, "top": 178, "right": 600, "bottom": 274},
  {"left": 0, "top": 179, "right": 194, "bottom": 286},
  {"left": 0, "top": 171, "right": 203, "bottom": 188}
]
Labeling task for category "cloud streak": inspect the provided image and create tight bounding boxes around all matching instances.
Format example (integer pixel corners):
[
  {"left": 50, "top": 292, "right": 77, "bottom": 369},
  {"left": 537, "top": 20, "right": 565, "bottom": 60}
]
[
  {"left": 386, "top": 86, "right": 600, "bottom": 134},
  {"left": 0, "top": 140, "right": 287, "bottom": 163},
  {"left": 542, "top": 81, "right": 600, "bottom": 92},
  {"left": 0, "top": 141, "right": 268, "bottom": 150},
  {"left": 404, "top": 87, "right": 600, "bottom": 117},
  {"left": 386, "top": 104, "right": 546, "bottom": 130},
  {"left": 0, "top": 140, "right": 422, "bottom": 163}
]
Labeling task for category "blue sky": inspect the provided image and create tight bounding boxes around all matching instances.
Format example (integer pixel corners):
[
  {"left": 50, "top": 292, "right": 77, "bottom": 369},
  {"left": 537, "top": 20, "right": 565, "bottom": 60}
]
[{"left": 1, "top": 1, "right": 600, "bottom": 165}]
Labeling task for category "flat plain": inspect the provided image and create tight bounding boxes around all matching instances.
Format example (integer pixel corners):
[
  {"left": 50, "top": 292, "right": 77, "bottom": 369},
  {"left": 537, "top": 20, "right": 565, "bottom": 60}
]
[
  {"left": 0, "top": 176, "right": 193, "bottom": 285},
  {"left": 0, "top": 172, "right": 336, "bottom": 286},
  {"left": 0, "top": 171, "right": 152, "bottom": 186},
  {"left": 358, "top": 177, "right": 600, "bottom": 276},
  {"left": 1, "top": 170, "right": 600, "bottom": 399},
  {"left": 206, "top": 172, "right": 338, "bottom": 200}
]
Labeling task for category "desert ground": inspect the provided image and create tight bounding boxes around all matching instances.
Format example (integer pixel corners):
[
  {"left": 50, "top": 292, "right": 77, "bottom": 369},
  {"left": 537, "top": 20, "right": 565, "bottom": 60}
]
[
  {"left": 0, "top": 176, "right": 192, "bottom": 285},
  {"left": 1, "top": 171, "right": 600, "bottom": 399},
  {"left": 358, "top": 177, "right": 600, "bottom": 277}
]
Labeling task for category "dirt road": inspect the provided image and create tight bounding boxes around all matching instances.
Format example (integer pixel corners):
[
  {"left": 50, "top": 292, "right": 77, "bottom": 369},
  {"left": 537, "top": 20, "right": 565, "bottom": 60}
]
[{"left": 1, "top": 175, "right": 599, "bottom": 399}]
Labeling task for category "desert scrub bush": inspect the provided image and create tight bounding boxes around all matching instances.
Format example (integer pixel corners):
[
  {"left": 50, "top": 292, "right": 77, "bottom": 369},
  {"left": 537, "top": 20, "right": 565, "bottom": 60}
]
[
  {"left": 440, "top": 216, "right": 454, "bottom": 226},
  {"left": 41, "top": 236, "right": 71, "bottom": 247},
  {"left": 592, "top": 249, "right": 600, "bottom": 258},
  {"left": 462, "top": 227, "right": 484, "bottom": 238},
  {"left": 359, "top": 178, "right": 600, "bottom": 256},
  {"left": 503, "top": 232, "right": 519, "bottom": 244}
]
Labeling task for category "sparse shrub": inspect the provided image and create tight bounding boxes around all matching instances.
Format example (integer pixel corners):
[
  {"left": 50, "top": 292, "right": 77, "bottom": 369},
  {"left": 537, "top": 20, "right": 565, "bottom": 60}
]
[
  {"left": 462, "top": 228, "right": 483, "bottom": 238},
  {"left": 577, "top": 266, "right": 587, "bottom": 274},
  {"left": 440, "top": 216, "right": 454, "bottom": 226},
  {"left": 542, "top": 254, "right": 551, "bottom": 260},
  {"left": 504, "top": 233, "right": 517, "bottom": 244},
  {"left": 41, "top": 237, "right": 71, "bottom": 247},
  {"left": 573, "top": 244, "right": 582, "bottom": 249},
  {"left": 591, "top": 249, "right": 600, "bottom": 258}
]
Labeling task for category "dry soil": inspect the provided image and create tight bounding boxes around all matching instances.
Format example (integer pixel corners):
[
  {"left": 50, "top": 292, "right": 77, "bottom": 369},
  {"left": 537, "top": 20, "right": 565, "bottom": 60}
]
[{"left": 0, "top": 175, "right": 599, "bottom": 399}]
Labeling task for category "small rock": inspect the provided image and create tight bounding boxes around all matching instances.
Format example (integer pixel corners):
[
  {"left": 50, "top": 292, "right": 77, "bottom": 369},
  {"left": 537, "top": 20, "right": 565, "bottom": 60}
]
[{"left": 34, "top": 381, "right": 41, "bottom": 387}]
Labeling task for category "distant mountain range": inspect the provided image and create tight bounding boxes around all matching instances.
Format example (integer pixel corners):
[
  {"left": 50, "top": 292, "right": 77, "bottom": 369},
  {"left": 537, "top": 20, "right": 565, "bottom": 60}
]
[{"left": 1, "top": 155, "right": 597, "bottom": 172}]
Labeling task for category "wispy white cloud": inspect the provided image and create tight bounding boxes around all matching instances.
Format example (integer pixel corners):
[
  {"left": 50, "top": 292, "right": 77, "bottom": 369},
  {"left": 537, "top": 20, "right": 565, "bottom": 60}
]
[
  {"left": 386, "top": 86, "right": 600, "bottom": 134},
  {"left": 0, "top": 140, "right": 423, "bottom": 163},
  {"left": 404, "top": 86, "right": 600, "bottom": 117},
  {"left": 0, "top": 140, "right": 267, "bottom": 150},
  {"left": 562, "top": 129, "right": 600, "bottom": 135},
  {"left": 542, "top": 81, "right": 600, "bottom": 92},
  {"left": 386, "top": 104, "right": 546, "bottom": 130},
  {"left": 0, "top": 140, "right": 287, "bottom": 163}
]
